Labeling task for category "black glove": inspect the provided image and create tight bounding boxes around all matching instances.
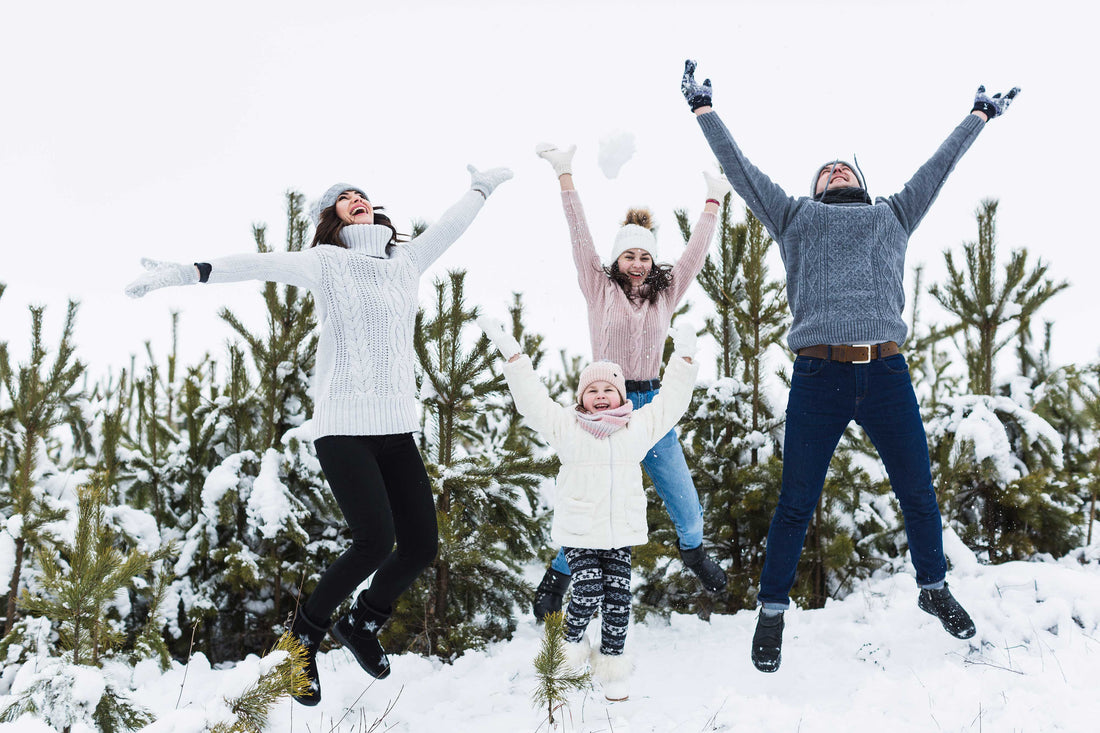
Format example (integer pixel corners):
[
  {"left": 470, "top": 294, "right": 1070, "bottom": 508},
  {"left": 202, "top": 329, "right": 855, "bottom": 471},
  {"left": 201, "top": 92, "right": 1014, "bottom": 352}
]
[
  {"left": 971, "top": 85, "right": 1020, "bottom": 120},
  {"left": 681, "top": 59, "right": 712, "bottom": 112}
]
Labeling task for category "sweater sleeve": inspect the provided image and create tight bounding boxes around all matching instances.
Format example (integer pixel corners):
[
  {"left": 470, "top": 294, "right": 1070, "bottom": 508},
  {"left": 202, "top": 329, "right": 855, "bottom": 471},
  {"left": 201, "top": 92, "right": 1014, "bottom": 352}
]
[
  {"left": 404, "top": 189, "right": 485, "bottom": 272},
  {"left": 696, "top": 111, "right": 799, "bottom": 242},
  {"left": 885, "top": 114, "right": 985, "bottom": 235},
  {"left": 562, "top": 190, "right": 608, "bottom": 302},
  {"left": 630, "top": 357, "right": 699, "bottom": 445},
  {"left": 667, "top": 210, "right": 718, "bottom": 303},
  {"left": 205, "top": 249, "right": 322, "bottom": 289},
  {"left": 502, "top": 354, "right": 570, "bottom": 444}
]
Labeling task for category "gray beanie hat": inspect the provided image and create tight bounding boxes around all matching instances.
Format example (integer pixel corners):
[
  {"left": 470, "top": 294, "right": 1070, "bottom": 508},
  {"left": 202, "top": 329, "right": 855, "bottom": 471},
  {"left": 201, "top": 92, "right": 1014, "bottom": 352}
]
[
  {"left": 811, "top": 160, "right": 865, "bottom": 197},
  {"left": 310, "top": 183, "right": 368, "bottom": 225}
]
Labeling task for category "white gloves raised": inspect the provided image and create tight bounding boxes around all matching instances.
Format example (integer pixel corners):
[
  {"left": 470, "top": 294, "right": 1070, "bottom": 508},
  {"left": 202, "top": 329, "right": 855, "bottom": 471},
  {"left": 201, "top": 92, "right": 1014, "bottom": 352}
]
[
  {"left": 535, "top": 143, "right": 576, "bottom": 177},
  {"left": 704, "top": 169, "right": 732, "bottom": 203},
  {"left": 125, "top": 258, "right": 200, "bottom": 298},
  {"left": 670, "top": 319, "right": 698, "bottom": 359},
  {"left": 476, "top": 315, "right": 522, "bottom": 359},
  {"left": 469, "top": 164, "right": 514, "bottom": 198}
]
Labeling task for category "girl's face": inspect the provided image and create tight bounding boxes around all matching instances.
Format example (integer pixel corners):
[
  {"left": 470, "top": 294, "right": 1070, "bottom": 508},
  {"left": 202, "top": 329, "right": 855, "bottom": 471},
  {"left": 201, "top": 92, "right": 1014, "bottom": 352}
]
[
  {"left": 335, "top": 190, "right": 374, "bottom": 225},
  {"left": 580, "top": 381, "right": 623, "bottom": 413},
  {"left": 616, "top": 248, "right": 652, "bottom": 285}
]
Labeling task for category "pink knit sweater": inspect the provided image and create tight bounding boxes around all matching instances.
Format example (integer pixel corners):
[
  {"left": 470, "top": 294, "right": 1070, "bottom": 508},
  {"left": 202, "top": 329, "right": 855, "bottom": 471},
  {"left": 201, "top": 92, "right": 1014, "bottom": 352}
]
[{"left": 563, "top": 190, "right": 717, "bottom": 380}]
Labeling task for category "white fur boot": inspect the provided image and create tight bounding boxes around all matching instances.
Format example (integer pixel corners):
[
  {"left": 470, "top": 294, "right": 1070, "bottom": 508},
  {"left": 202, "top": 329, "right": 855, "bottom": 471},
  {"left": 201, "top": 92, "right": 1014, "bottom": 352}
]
[
  {"left": 563, "top": 636, "right": 591, "bottom": 672},
  {"left": 590, "top": 649, "right": 633, "bottom": 702}
]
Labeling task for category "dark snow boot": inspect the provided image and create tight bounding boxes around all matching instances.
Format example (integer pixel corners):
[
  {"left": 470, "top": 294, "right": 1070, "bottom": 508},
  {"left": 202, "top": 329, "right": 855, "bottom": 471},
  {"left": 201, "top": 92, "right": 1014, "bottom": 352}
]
[
  {"left": 331, "top": 595, "right": 392, "bottom": 679},
  {"left": 918, "top": 583, "right": 976, "bottom": 639},
  {"left": 751, "top": 611, "right": 784, "bottom": 673},
  {"left": 532, "top": 567, "right": 571, "bottom": 621},
  {"left": 289, "top": 608, "right": 329, "bottom": 706},
  {"left": 680, "top": 544, "right": 728, "bottom": 593}
]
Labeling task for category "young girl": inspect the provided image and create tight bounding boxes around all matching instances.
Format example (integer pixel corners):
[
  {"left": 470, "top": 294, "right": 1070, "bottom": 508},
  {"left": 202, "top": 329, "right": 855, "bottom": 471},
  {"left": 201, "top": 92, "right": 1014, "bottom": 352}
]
[
  {"left": 478, "top": 316, "right": 699, "bottom": 702},
  {"left": 530, "top": 143, "right": 732, "bottom": 619},
  {"left": 125, "top": 164, "right": 512, "bottom": 706}
]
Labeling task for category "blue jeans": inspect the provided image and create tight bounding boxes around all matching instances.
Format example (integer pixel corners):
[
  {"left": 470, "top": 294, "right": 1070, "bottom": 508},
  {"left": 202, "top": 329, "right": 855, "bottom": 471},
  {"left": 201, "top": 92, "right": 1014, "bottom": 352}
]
[
  {"left": 551, "top": 386, "right": 705, "bottom": 576},
  {"left": 758, "top": 353, "right": 947, "bottom": 610}
]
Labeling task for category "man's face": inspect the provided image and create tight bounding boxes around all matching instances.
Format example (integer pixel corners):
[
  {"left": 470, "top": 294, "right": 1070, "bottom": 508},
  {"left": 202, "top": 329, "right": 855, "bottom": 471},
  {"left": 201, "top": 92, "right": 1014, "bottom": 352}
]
[{"left": 815, "top": 162, "right": 860, "bottom": 195}]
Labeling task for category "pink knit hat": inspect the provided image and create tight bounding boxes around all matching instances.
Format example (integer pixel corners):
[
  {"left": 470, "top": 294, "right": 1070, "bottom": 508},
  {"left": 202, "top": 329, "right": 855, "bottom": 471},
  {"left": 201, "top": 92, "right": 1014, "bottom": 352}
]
[{"left": 576, "top": 361, "right": 627, "bottom": 405}]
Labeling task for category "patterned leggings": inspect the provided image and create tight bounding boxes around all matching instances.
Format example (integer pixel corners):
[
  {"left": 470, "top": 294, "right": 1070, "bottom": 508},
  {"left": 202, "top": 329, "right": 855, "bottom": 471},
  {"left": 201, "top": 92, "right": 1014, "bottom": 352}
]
[{"left": 562, "top": 547, "right": 632, "bottom": 655}]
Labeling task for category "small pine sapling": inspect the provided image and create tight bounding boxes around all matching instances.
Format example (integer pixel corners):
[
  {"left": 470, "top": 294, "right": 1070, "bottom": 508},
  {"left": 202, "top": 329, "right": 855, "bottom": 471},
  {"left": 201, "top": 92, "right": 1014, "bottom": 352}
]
[{"left": 531, "top": 611, "right": 590, "bottom": 727}]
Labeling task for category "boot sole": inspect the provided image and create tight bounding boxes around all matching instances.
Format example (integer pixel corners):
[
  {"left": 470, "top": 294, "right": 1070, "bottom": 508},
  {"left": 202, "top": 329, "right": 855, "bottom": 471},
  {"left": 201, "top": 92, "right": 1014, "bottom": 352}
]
[
  {"left": 331, "top": 623, "right": 392, "bottom": 679},
  {"left": 751, "top": 653, "right": 781, "bottom": 673}
]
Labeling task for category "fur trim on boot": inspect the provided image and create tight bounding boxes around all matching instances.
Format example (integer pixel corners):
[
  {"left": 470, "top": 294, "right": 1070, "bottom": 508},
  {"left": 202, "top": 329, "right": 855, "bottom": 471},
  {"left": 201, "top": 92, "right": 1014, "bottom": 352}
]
[
  {"left": 590, "top": 649, "right": 633, "bottom": 702},
  {"left": 563, "top": 636, "right": 591, "bottom": 672}
]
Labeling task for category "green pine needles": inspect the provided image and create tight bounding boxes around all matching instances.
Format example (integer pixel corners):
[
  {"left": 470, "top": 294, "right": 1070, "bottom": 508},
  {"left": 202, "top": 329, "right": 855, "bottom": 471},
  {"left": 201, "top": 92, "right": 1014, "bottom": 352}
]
[{"left": 531, "top": 611, "right": 590, "bottom": 726}]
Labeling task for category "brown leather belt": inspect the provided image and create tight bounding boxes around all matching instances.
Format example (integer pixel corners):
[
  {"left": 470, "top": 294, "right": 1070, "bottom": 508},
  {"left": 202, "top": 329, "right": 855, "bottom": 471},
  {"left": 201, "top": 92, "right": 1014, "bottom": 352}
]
[{"left": 796, "top": 341, "right": 900, "bottom": 363}]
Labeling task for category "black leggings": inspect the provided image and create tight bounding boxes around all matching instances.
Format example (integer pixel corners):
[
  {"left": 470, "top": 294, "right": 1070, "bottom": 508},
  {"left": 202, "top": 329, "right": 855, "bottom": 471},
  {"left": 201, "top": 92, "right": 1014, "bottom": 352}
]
[{"left": 303, "top": 434, "right": 438, "bottom": 624}]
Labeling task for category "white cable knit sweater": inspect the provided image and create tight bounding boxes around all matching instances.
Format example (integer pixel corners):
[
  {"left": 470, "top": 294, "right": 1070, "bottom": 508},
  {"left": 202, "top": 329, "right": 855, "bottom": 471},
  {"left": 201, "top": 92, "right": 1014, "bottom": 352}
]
[{"left": 206, "top": 189, "right": 485, "bottom": 438}]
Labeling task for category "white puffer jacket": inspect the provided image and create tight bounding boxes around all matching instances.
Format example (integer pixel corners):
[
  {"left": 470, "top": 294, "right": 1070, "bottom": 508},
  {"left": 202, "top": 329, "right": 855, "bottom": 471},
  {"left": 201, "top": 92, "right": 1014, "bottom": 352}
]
[{"left": 502, "top": 354, "right": 698, "bottom": 550}]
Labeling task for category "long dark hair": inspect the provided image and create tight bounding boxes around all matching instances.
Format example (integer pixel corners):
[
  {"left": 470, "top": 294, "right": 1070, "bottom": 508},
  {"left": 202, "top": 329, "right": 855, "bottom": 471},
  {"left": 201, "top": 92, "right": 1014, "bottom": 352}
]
[
  {"left": 310, "top": 205, "right": 408, "bottom": 248},
  {"left": 601, "top": 207, "right": 673, "bottom": 303}
]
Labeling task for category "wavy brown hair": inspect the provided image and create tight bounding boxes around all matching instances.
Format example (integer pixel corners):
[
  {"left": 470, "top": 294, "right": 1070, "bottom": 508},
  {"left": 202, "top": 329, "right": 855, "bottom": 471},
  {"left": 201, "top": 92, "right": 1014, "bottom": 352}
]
[
  {"left": 601, "top": 207, "right": 673, "bottom": 303},
  {"left": 310, "top": 204, "right": 409, "bottom": 249}
]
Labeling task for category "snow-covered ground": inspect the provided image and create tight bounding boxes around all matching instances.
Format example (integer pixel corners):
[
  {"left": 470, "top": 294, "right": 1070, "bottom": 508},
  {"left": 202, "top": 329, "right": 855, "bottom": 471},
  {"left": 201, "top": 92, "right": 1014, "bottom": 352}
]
[{"left": 6, "top": 546, "right": 1098, "bottom": 732}]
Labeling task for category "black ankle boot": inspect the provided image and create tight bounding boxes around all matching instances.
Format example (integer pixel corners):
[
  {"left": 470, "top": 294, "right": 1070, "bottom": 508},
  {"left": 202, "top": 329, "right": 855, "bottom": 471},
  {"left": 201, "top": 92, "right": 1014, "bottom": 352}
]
[
  {"left": 918, "top": 583, "right": 976, "bottom": 639},
  {"left": 532, "top": 567, "right": 571, "bottom": 621},
  {"left": 331, "top": 595, "right": 392, "bottom": 679},
  {"left": 289, "top": 608, "right": 329, "bottom": 706},
  {"left": 751, "top": 611, "right": 784, "bottom": 673},
  {"left": 679, "top": 544, "right": 728, "bottom": 593}
]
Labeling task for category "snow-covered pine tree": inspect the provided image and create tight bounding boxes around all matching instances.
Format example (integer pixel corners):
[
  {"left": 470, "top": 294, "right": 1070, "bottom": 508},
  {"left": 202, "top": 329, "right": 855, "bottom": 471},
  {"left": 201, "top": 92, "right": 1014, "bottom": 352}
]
[
  {"left": 0, "top": 301, "right": 85, "bottom": 635},
  {"left": 1, "top": 472, "right": 169, "bottom": 732},
  {"left": 637, "top": 202, "right": 789, "bottom": 615},
  {"left": 927, "top": 199, "right": 1076, "bottom": 561},
  {"left": 391, "top": 271, "right": 552, "bottom": 659},
  {"left": 176, "top": 190, "right": 338, "bottom": 662},
  {"left": 1033, "top": 363, "right": 1100, "bottom": 551}
]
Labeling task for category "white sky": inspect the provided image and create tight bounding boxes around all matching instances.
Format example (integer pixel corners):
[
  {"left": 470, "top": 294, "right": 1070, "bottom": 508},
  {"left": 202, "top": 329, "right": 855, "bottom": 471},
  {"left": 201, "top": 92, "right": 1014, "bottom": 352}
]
[{"left": 2, "top": 0, "right": 1096, "bottom": 380}]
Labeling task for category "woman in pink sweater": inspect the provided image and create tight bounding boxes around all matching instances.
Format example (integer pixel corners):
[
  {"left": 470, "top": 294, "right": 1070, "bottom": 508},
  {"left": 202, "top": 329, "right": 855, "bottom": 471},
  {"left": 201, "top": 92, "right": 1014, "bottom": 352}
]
[{"left": 531, "top": 143, "right": 731, "bottom": 619}]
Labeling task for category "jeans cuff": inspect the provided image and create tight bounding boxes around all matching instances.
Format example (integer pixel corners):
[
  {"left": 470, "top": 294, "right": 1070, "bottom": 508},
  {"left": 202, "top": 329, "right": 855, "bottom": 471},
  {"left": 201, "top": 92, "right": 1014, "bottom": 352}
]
[
  {"left": 761, "top": 601, "right": 789, "bottom": 613},
  {"left": 920, "top": 579, "right": 945, "bottom": 590}
]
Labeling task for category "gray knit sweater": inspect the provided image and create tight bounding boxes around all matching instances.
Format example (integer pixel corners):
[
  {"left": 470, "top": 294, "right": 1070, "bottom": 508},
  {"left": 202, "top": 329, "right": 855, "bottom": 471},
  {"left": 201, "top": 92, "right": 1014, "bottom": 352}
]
[
  {"left": 205, "top": 189, "right": 485, "bottom": 438},
  {"left": 697, "top": 111, "right": 985, "bottom": 351}
]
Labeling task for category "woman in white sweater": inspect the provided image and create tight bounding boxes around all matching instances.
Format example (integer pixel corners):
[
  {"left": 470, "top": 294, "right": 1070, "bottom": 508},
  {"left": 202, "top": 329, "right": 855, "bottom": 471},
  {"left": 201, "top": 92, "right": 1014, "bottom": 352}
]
[
  {"left": 126, "top": 164, "right": 511, "bottom": 706},
  {"left": 479, "top": 316, "right": 698, "bottom": 702}
]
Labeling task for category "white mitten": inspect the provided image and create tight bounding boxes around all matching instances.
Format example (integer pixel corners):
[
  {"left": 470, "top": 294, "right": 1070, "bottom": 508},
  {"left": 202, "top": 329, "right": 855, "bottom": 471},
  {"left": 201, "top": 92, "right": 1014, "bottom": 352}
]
[
  {"left": 468, "top": 165, "right": 514, "bottom": 198},
  {"left": 535, "top": 143, "right": 576, "bottom": 177},
  {"left": 125, "top": 258, "right": 200, "bottom": 298},
  {"left": 704, "top": 169, "right": 732, "bottom": 203},
  {"left": 476, "top": 315, "right": 522, "bottom": 359},
  {"left": 670, "top": 319, "right": 698, "bottom": 359}
]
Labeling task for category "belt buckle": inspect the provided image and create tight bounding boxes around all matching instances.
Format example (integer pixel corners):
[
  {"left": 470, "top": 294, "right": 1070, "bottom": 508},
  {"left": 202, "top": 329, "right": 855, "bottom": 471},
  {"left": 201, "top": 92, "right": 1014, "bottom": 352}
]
[{"left": 852, "top": 344, "right": 872, "bottom": 364}]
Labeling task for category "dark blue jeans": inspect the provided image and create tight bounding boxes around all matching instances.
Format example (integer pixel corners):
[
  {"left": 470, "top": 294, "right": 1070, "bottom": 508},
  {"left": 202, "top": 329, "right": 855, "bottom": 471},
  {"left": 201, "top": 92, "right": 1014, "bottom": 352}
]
[{"left": 758, "top": 353, "right": 947, "bottom": 609}]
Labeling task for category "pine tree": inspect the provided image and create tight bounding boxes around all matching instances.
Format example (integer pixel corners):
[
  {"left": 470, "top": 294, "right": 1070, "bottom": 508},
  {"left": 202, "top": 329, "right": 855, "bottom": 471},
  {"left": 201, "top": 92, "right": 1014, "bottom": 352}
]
[
  {"left": 531, "top": 611, "right": 590, "bottom": 726},
  {"left": 638, "top": 201, "right": 788, "bottom": 615},
  {"left": 177, "top": 190, "right": 336, "bottom": 662},
  {"left": 927, "top": 199, "right": 1075, "bottom": 561},
  {"left": 392, "top": 271, "right": 554, "bottom": 659},
  {"left": 930, "top": 199, "right": 1068, "bottom": 397},
  {"left": 1, "top": 472, "right": 170, "bottom": 732},
  {"left": 0, "top": 301, "right": 85, "bottom": 634}
]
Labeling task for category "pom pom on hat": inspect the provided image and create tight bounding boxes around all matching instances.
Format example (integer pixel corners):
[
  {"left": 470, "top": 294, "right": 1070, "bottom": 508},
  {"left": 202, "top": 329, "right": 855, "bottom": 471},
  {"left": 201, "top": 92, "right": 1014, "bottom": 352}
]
[
  {"left": 576, "top": 361, "right": 628, "bottom": 405},
  {"left": 311, "top": 183, "right": 368, "bottom": 225},
  {"left": 609, "top": 209, "right": 658, "bottom": 264}
]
